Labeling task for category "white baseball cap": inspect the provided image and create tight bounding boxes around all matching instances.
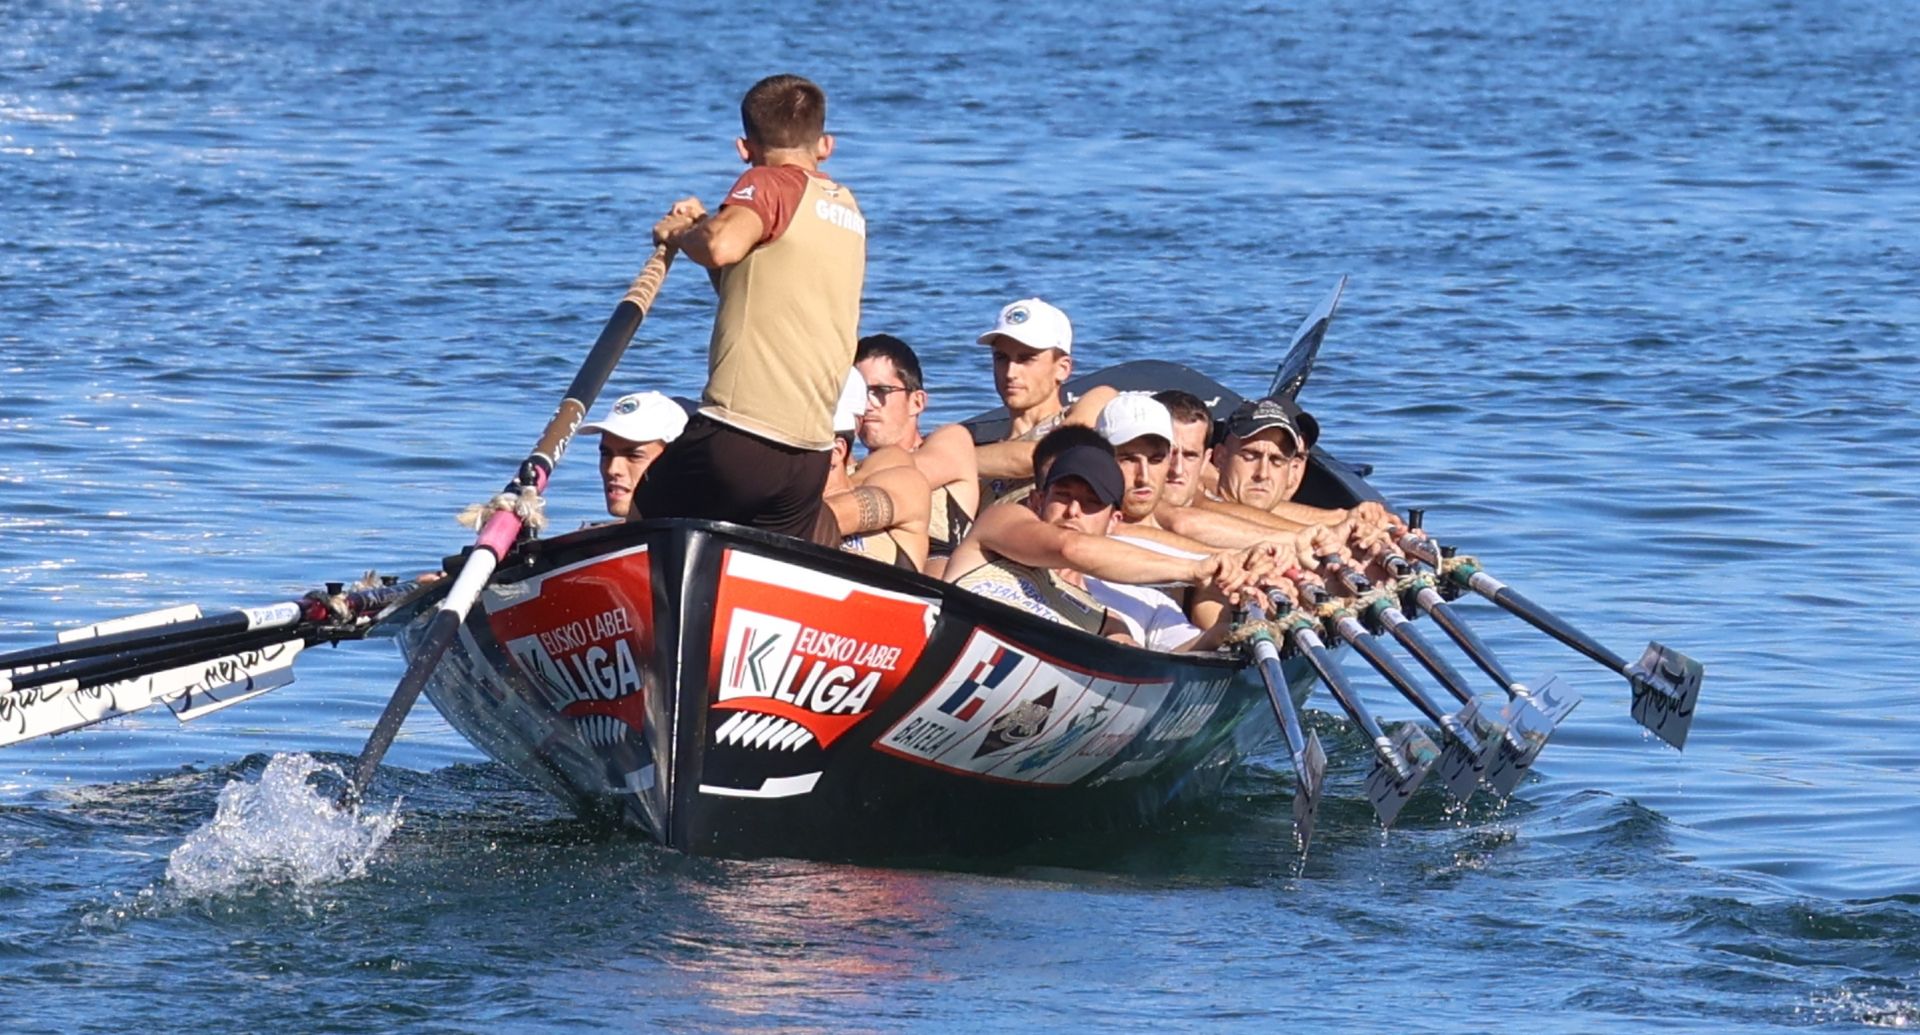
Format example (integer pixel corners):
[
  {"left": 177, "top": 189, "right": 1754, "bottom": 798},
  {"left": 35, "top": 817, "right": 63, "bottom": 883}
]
[
  {"left": 1097, "top": 392, "right": 1174, "bottom": 449},
  {"left": 580, "top": 391, "right": 688, "bottom": 443},
  {"left": 833, "top": 367, "right": 867, "bottom": 435},
  {"left": 976, "top": 297, "right": 1072, "bottom": 354}
]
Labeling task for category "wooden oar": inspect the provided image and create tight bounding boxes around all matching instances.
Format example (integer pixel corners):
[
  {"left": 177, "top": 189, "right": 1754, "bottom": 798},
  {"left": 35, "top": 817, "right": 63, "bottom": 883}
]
[
  {"left": 338, "top": 246, "right": 675, "bottom": 807},
  {"left": 1238, "top": 604, "right": 1326, "bottom": 855},
  {"left": 1269, "top": 584, "right": 1435, "bottom": 829},
  {"left": 1314, "top": 558, "right": 1500, "bottom": 804},
  {"left": 1394, "top": 514, "right": 1700, "bottom": 750}
]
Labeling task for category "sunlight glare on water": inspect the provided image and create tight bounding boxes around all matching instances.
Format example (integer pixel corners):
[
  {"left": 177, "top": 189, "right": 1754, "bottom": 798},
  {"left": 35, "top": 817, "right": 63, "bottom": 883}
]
[{"left": 164, "top": 753, "right": 399, "bottom": 895}]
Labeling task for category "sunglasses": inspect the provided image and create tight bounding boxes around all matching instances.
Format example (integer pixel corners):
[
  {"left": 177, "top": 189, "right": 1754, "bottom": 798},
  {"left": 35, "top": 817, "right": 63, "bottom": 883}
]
[{"left": 865, "top": 384, "right": 912, "bottom": 404}]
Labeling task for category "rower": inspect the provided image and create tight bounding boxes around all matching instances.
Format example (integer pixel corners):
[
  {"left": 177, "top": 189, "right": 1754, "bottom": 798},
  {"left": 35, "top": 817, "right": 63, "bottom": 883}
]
[
  {"left": 971, "top": 298, "right": 1116, "bottom": 504},
  {"left": 853, "top": 333, "right": 980, "bottom": 575},
  {"left": 1151, "top": 389, "right": 1213, "bottom": 509},
  {"left": 822, "top": 369, "right": 930, "bottom": 572},
  {"left": 944, "top": 426, "right": 1265, "bottom": 640},
  {"left": 580, "top": 391, "right": 688, "bottom": 519},
  {"left": 1193, "top": 396, "right": 1402, "bottom": 554}
]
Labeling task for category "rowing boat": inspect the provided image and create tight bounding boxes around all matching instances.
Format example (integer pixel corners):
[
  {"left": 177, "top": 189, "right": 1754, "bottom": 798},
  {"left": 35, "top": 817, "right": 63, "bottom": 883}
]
[
  {"left": 0, "top": 272, "right": 1702, "bottom": 862},
  {"left": 385, "top": 353, "right": 1384, "bottom": 859}
]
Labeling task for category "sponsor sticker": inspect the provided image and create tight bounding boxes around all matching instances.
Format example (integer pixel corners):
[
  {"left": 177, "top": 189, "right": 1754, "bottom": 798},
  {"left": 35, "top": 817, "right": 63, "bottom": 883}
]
[
  {"left": 874, "top": 630, "right": 1175, "bottom": 786},
  {"left": 484, "top": 547, "right": 656, "bottom": 735},
  {"left": 700, "top": 551, "right": 938, "bottom": 797}
]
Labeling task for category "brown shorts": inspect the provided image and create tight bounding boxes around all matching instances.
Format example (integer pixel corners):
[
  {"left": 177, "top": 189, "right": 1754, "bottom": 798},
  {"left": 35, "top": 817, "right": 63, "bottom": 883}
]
[{"left": 630, "top": 415, "right": 836, "bottom": 545}]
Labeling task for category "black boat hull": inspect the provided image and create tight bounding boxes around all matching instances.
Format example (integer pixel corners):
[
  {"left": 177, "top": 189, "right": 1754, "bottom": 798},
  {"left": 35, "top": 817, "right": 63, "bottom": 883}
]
[{"left": 399, "top": 520, "right": 1313, "bottom": 859}]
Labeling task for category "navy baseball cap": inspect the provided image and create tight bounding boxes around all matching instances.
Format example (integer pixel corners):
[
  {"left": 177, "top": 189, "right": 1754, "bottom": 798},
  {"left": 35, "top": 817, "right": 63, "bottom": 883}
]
[{"left": 1040, "top": 445, "right": 1125, "bottom": 509}]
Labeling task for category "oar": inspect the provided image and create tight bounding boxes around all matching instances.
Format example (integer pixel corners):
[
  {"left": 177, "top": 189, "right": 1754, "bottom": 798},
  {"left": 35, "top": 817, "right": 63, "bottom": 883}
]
[
  {"left": 0, "top": 594, "right": 340, "bottom": 679},
  {"left": 1270, "top": 582, "right": 1435, "bottom": 828},
  {"left": 1, "top": 579, "right": 422, "bottom": 746},
  {"left": 1360, "top": 566, "right": 1557, "bottom": 799},
  {"left": 1396, "top": 512, "right": 1701, "bottom": 750},
  {"left": 338, "top": 246, "right": 675, "bottom": 808},
  {"left": 1313, "top": 557, "right": 1500, "bottom": 805},
  {"left": 1373, "top": 542, "right": 1577, "bottom": 798},
  {"left": 1238, "top": 603, "right": 1327, "bottom": 856}
]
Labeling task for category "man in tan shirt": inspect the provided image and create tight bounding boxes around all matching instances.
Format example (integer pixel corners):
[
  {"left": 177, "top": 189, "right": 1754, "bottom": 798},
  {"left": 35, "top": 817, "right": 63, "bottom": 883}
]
[{"left": 633, "top": 74, "right": 865, "bottom": 542}]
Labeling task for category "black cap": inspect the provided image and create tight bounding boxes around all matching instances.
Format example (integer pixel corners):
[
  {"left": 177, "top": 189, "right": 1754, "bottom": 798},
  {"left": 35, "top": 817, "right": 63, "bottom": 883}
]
[
  {"left": 1225, "top": 396, "right": 1319, "bottom": 451},
  {"left": 1040, "top": 445, "right": 1125, "bottom": 509}
]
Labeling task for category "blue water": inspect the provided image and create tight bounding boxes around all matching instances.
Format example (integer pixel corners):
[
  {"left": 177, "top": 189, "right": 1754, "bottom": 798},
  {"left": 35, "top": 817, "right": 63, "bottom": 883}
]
[{"left": 4, "top": 0, "right": 1918, "bottom": 1029}]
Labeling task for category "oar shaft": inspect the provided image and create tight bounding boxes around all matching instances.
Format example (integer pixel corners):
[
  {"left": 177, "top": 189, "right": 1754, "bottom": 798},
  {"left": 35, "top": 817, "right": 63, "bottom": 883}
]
[
  {"left": 0, "top": 603, "right": 301, "bottom": 676},
  {"left": 1248, "top": 632, "right": 1311, "bottom": 761},
  {"left": 1334, "top": 616, "right": 1445, "bottom": 726},
  {"left": 1292, "top": 626, "right": 1389, "bottom": 746},
  {"left": 1458, "top": 570, "right": 1631, "bottom": 674},
  {"left": 1373, "top": 605, "right": 1477, "bottom": 707},
  {"left": 2, "top": 624, "right": 313, "bottom": 705},
  {"left": 339, "top": 247, "right": 673, "bottom": 806},
  {"left": 1415, "top": 587, "right": 1522, "bottom": 692}
]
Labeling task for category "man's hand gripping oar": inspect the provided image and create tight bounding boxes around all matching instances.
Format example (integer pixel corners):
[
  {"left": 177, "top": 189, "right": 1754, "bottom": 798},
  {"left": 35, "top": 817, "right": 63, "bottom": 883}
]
[{"left": 337, "top": 246, "right": 676, "bottom": 808}]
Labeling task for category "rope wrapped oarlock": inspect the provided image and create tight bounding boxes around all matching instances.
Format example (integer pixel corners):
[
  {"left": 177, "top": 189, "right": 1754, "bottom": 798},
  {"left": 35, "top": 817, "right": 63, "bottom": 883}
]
[
  {"left": 1439, "top": 553, "right": 1479, "bottom": 579},
  {"left": 1227, "top": 617, "right": 1293, "bottom": 647},
  {"left": 455, "top": 485, "right": 548, "bottom": 535}
]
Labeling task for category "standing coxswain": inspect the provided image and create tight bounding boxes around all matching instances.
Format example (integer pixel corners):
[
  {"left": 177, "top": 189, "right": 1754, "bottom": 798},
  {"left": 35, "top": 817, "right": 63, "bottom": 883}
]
[{"left": 632, "top": 74, "right": 866, "bottom": 544}]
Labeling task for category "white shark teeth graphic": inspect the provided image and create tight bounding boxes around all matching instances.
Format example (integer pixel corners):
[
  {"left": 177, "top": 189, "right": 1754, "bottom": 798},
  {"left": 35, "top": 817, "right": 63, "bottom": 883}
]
[
  {"left": 714, "top": 711, "right": 815, "bottom": 751},
  {"left": 577, "top": 714, "right": 632, "bottom": 748}
]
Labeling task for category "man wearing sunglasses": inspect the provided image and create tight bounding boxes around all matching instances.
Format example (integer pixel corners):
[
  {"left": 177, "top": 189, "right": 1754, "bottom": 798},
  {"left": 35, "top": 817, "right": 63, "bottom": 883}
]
[{"left": 852, "top": 334, "right": 980, "bottom": 575}]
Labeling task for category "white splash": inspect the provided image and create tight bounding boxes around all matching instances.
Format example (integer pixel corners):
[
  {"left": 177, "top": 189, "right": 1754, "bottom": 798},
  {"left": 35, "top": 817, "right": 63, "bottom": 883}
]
[{"left": 165, "top": 753, "right": 400, "bottom": 895}]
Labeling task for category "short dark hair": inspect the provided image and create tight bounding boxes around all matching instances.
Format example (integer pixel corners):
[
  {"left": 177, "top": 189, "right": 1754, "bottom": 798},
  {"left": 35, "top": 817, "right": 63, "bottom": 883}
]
[
  {"left": 1032, "top": 424, "right": 1111, "bottom": 483},
  {"left": 856, "top": 334, "right": 923, "bottom": 393},
  {"left": 1153, "top": 389, "right": 1213, "bottom": 447},
  {"left": 740, "top": 74, "right": 826, "bottom": 150}
]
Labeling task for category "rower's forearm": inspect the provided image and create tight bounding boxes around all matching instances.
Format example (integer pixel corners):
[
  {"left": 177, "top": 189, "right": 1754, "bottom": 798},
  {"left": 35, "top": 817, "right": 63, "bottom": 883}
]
[
  {"left": 1058, "top": 534, "right": 1199, "bottom": 586},
  {"left": 974, "top": 439, "right": 1035, "bottom": 481}
]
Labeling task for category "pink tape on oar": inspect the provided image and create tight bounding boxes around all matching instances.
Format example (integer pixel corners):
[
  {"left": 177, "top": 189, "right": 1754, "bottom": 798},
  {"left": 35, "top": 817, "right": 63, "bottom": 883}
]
[{"left": 476, "top": 510, "right": 523, "bottom": 559}]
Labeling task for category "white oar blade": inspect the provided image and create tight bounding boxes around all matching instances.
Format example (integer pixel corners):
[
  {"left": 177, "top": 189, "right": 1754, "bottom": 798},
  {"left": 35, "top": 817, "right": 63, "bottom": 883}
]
[
  {"left": 1292, "top": 730, "right": 1327, "bottom": 855},
  {"left": 0, "top": 640, "right": 303, "bottom": 746},
  {"left": 1363, "top": 723, "right": 1438, "bottom": 828},
  {"left": 1486, "top": 674, "right": 1577, "bottom": 798},
  {"left": 54, "top": 603, "right": 204, "bottom": 644},
  {"left": 1628, "top": 642, "right": 1702, "bottom": 750}
]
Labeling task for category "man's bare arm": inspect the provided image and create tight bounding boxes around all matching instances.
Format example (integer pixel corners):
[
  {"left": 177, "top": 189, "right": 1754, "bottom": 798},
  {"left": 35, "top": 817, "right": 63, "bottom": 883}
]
[
  {"left": 665, "top": 206, "right": 765, "bottom": 270},
  {"left": 973, "top": 438, "right": 1036, "bottom": 482}
]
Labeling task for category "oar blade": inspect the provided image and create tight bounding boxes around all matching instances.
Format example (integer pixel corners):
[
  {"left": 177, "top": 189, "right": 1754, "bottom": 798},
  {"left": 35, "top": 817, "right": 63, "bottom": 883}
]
[
  {"left": 1362, "top": 723, "right": 1438, "bottom": 828},
  {"left": 1627, "top": 642, "right": 1702, "bottom": 750},
  {"left": 0, "top": 640, "right": 304, "bottom": 746},
  {"left": 1485, "top": 674, "right": 1578, "bottom": 798},
  {"left": 1434, "top": 698, "right": 1503, "bottom": 804},
  {"left": 1290, "top": 729, "right": 1328, "bottom": 855}
]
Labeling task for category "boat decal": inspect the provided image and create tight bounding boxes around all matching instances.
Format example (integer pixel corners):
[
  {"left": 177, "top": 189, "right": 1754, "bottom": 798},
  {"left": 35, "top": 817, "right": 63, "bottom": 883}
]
[
  {"left": 706, "top": 553, "right": 934, "bottom": 752},
  {"left": 701, "top": 550, "right": 937, "bottom": 796},
  {"left": 698, "top": 772, "right": 821, "bottom": 799},
  {"left": 874, "top": 630, "right": 1177, "bottom": 785},
  {"left": 1085, "top": 674, "right": 1234, "bottom": 786},
  {"left": 483, "top": 548, "right": 656, "bottom": 734}
]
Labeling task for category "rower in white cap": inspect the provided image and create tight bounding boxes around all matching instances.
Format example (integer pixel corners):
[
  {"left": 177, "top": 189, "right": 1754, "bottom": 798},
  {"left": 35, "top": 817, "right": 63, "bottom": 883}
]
[
  {"left": 579, "top": 391, "right": 689, "bottom": 519},
  {"left": 971, "top": 297, "right": 1117, "bottom": 504}
]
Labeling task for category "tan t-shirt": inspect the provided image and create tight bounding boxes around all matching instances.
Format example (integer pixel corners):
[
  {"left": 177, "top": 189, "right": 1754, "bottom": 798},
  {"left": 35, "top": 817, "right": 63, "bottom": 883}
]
[{"left": 701, "top": 166, "right": 866, "bottom": 450}]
